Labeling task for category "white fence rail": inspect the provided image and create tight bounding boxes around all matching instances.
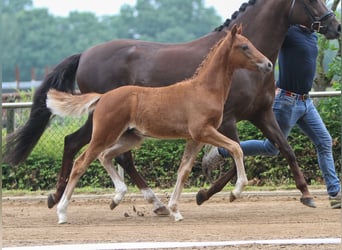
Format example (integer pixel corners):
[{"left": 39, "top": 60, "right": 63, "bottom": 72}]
[
  {"left": 2, "top": 91, "right": 341, "bottom": 109},
  {"left": 2, "top": 90, "right": 341, "bottom": 135}
]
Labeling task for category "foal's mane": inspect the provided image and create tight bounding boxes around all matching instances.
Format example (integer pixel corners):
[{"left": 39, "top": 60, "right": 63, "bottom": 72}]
[
  {"left": 214, "top": 0, "right": 257, "bottom": 32},
  {"left": 192, "top": 31, "right": 231, "bottom": 78}
]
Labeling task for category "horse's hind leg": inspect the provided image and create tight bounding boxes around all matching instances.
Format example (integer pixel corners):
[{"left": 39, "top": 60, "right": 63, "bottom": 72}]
[
  {"left": 48, "top": 115, "right": 93, "bottom": 208},
  {"left": 115, "top": 151, "right": 170, "bottom": 216},
  {"left": 168, "top": 140, "right": 203, "bottom": 221}
]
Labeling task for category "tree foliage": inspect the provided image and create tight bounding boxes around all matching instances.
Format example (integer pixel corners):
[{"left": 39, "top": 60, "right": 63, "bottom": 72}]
[
  {"left": 314, "top": 0, "right": 341, "bottom": 90},
  {"left": 2, "top": 0, "right": 221, "bottom": 81}
]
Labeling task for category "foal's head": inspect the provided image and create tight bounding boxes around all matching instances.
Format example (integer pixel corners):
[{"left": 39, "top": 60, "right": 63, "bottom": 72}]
[{"left": 226, "top": 24, "right": 273, "bottom": 74}]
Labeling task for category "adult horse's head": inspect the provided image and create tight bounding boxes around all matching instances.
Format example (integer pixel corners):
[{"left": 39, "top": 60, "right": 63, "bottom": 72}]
[{"left": 289, "top": 0, "right": 341, "bottom": 39}]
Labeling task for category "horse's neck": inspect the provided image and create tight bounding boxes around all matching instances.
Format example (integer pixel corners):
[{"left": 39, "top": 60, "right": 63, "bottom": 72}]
[
  {"left": 227, "top": 0, "right": 291, "bottom": 63},
  {"left": 188, "top": 31, "right": 227, "bottom": 52}
]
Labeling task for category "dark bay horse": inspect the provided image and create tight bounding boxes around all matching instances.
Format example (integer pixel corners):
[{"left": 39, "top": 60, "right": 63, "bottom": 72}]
[
  {"left": 47, "top": 25, "right": 272, "bottom": 223},
  {"left": 4, "top": 0, "right": 340, "bottom": 211}
]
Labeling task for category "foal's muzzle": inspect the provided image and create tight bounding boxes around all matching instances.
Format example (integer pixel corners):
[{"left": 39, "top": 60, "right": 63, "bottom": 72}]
[{"left": 258, "top": 60, "right": 273, "bottom": 74}]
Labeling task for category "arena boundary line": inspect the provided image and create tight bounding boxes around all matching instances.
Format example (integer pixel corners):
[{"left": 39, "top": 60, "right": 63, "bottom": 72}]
[
  {"left": 3, "top": 238, "right": 341, "bottom": 250},
  {"left": 2, "top": 189, "right": 328, "bottom": 202}
]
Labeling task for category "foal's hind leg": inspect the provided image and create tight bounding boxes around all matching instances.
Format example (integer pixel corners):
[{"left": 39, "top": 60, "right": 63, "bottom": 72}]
[
  {"left": 99, "top": 132, "right": 169, "bottom": 215},
  {"left": 168, "top": 140, "right": 203, "bottom": 221},
  {"left": 115, "top": 152, "right": 169, "bottom": 216},
  {"left": 57, "top": 147, "right": 100, "bottom": 224},
  {"left": 99, "top": 149, "right": 128, "bottom": 210},
  {"left": 98, "top": 132, "right": 143, "bottom": 209}
]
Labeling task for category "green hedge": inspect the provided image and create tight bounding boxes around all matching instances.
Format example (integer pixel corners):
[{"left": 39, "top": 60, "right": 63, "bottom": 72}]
[{"left": 2, "top": 96, "right": 341, "bottom": 190}]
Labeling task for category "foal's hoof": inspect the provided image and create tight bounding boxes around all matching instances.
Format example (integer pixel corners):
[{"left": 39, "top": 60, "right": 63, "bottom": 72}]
[
  {"left": 153, "top": 206, "right": 170, "bottom": 216},
  {"left": 172, "top": 212, "right": 184, "bottom": 222},
  {"left": 58, "top": 219, "right": 68, "bottom": 225},
  {"left": 196, "top": 189, "right": 209, "bottom": 205},
  {"left": 300, "top": 197, "right": 316, "bottom": 208},
  {"left": 58, "top": 216, "right": 68, "bottom": 225},
  {"left": 229, "top": 191, "right": 237, "bottom": 202},
  {"left": 47, "top": 194, "right": 57, "bottom": 209}
]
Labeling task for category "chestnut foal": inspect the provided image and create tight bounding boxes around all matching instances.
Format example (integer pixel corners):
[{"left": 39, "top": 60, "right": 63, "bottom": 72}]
[{"left": 47, "top": 25, "right": 272, "bottom": 224}]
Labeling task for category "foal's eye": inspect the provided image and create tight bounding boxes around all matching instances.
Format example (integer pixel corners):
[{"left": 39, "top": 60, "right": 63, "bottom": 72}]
[{"left": 241, "top": 45, "right": 249, "bottom": 51}]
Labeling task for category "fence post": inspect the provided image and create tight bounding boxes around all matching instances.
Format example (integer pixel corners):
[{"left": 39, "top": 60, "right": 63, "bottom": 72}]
[{"left": 7, "top": 106, "right": 15, "bottom": 135}]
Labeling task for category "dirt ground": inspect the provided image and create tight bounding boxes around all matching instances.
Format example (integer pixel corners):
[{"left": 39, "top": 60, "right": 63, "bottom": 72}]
[{"left": 2, "top": 190, "right": 341, "bottom": 249}]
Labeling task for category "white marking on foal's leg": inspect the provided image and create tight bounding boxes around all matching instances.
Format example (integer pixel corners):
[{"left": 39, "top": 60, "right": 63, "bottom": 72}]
[
  {"left": 168, "top": 181, "right": 184, "bottom": 222},
  {"left": 141, "top": 188, "right": 170, "bottom": 216},
  {"left": 112, "top": 178, "right": 128, "bottom": 205},
  {"left": 168, "top": 174, "right": 187, "bottom": 221},
  {"left": 99, "top": 150, "right": 128, "bottom": 208},
  {"left": 141, "top": 188, "right": 156, "bottom": 203},
  {"left": 57, "top": 193, "right": 69, "bottom": 224},
  {"left": 168, "top": 140, "right": 202, "bottom": 221},
  {"left": 231, "top": 154, "right": 248, "bottom": 200}
]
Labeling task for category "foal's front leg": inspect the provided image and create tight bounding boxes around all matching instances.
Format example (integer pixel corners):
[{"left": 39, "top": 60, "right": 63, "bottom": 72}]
[
  {"left": 168, "top": 140, "right": 203, "bottom": 221},
  {"left": 198, "top": 127, "right": 248, "bottom": 201}
]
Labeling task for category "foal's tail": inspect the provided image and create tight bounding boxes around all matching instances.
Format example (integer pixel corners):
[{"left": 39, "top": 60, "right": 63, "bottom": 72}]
[
  {"left": 47, "top": 89, "right": 102, "bottom": 117},
  {"left": 3, "top": 53, "right": 82, "bottom": 166}
]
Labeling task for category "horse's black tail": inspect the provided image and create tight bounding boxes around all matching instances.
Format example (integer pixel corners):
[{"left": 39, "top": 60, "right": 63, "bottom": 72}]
[{"left": 3, "top": 53, "right": 82, "bottom": 166}]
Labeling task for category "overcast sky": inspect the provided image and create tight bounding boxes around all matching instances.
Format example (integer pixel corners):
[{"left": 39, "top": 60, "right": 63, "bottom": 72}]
[{"left": 32, "top": 0, "right": 246, "bottom": 20}]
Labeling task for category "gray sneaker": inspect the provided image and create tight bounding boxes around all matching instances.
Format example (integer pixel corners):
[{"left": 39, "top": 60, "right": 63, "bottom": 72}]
[
  {"left": 202, "top": 145, "right": 226, "bottom": 181},
  {"left": 329, "top": 192, "right": 341, "bottom": 209}
]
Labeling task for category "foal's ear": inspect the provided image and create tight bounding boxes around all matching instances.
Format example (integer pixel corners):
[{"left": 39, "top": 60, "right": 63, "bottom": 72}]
[
  {"left": 237, "top": 24, "right": 243, "bottom": 34},
  {"left": 231, "top": 24, "right": 238, "bottom": 37},
  {"left": 231, "top": 24, "right": 243, "bottom": 37}
]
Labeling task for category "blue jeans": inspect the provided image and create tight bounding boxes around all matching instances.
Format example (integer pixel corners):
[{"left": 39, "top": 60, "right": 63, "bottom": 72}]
[{"left": 219, "top": 91, "right": 340, "bottom": 196}]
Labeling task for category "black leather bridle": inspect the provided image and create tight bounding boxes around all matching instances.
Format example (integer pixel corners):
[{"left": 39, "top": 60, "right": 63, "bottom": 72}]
[{"left": 289, "top": 0, "right": 335, "bottom": 33}]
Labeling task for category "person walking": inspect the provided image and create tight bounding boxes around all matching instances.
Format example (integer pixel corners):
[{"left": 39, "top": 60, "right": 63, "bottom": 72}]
[{"left": 204, "top": 25, "right": 341, "bottom": 209}]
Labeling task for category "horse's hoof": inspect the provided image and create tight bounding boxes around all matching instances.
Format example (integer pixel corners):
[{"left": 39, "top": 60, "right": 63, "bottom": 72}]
[
  {"left": 229, "top": 191, "right": 237, "bottom": 202},
  {"left": 110, "top": 200, "right": 118, "bottom": 210},
  {"left": 300, "top": 197, "right": 316, "bottom": 208},
  {"left": 153, "top": 206, "right": 170, "bottom": 216},
  {"left": 196, "top": 189, "right": 208, "bottom": 205},
  {"left": 47, "top": 194, "right": 57, "bottom": 209}
]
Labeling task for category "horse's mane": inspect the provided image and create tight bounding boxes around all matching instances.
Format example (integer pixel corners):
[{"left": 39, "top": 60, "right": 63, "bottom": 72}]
[
  {"left": 183, "top": 0, "right": 258, "bottom": 81},
  {"left": 214, "top": 0, "right": 257, "bottom": 32}
]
